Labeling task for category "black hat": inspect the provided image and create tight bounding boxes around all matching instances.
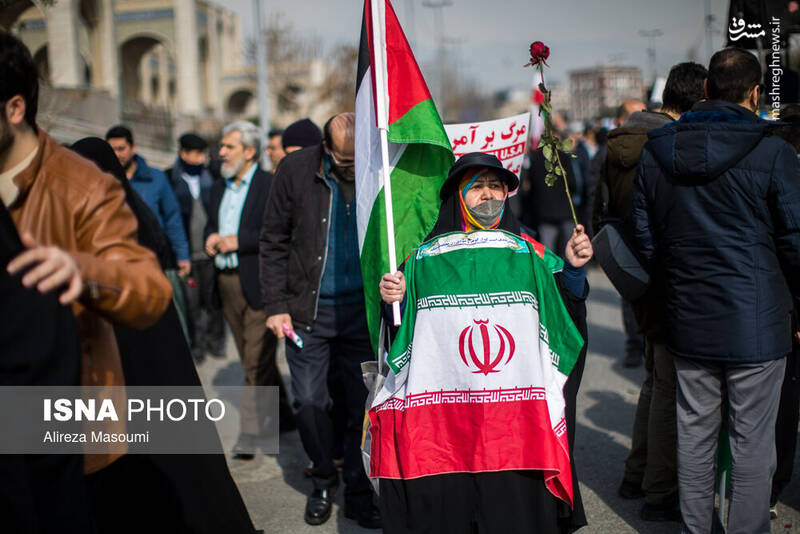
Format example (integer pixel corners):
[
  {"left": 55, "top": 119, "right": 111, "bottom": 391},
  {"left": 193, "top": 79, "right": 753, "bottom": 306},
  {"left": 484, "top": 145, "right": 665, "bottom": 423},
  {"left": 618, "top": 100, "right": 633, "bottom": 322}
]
[
  {"left": 439, "top": 152, "right": 519, "bottom": 200},
  {"left": 178, "top": 133, "right": 208, "bottom": 150},
  {"left": 282, "top": 118, "right": 322, "bottom": 150}
]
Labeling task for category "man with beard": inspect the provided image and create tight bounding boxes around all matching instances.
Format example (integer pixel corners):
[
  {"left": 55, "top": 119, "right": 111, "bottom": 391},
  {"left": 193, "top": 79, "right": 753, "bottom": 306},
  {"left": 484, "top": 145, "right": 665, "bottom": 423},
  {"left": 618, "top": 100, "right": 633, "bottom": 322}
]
[
  {"left": 106, "top": 125, "right": 191, "bottom": 278},
  {"left": 204, "top": 121, "right": 292, "bottom": 459},
  {"left": 259, "top": 112, "right": 382, "bottom": 528}
]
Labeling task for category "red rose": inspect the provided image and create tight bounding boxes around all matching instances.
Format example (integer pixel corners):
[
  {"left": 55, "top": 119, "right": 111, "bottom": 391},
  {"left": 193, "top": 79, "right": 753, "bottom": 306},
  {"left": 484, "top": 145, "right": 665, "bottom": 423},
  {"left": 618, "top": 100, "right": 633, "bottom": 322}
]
[
  {"left": 529, "top": 41, "right": 549, "bottom": 64},
  {"left": 532, "top": 89, "right": 545, "bottom": 105}
]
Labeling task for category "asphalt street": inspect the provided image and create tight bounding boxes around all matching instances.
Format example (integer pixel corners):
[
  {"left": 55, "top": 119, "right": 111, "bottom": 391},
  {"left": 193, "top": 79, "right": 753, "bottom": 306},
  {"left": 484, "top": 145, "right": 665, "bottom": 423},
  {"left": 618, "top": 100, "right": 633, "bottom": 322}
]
[{"left": 196, "top": 268, "right": 800, "bottom": 533}]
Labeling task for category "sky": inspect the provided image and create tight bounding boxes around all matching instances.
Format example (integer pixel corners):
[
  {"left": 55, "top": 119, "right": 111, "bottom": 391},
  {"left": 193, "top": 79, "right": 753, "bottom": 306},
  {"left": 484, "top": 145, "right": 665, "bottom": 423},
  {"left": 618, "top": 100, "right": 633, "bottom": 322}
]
[{"left": 224, "top": 0, "right": 731, "bottom": 94}]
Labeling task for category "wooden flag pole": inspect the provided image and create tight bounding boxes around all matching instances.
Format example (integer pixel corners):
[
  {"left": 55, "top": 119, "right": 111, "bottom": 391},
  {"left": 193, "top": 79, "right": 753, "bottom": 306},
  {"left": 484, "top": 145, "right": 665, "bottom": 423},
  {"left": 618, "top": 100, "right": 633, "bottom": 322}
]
[{"left": 371, "top": 0, "right": 401, "bottom": 326}]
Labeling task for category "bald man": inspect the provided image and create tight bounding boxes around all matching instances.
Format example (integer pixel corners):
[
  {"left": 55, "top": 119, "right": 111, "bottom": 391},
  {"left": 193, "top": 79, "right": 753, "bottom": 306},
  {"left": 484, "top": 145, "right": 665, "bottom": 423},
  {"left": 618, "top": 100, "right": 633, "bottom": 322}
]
[
  {"left": 259, "top": 113, "right": 381, "bottom": 529},
  {"left": 617, "top": 98, "right": 647, "bottom": 127}
]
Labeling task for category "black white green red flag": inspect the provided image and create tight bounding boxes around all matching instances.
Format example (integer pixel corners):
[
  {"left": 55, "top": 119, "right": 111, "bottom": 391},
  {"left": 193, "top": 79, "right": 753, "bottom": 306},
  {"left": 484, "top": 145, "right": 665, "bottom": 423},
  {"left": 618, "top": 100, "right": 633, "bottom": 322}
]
[
  {"left": 355, "top": 0, "right": 454, "bottom": 351},
  {"left": 368, "top": 230, "right": 584, "bottom": 506}
]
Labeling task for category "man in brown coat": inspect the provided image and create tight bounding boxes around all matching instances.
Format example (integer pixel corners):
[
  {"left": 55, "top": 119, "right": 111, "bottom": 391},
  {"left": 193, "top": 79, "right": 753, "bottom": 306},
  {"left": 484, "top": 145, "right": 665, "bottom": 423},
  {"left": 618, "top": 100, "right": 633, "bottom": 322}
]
[{"left": 1, "top": 32, "right": 172, "bottom": 475}]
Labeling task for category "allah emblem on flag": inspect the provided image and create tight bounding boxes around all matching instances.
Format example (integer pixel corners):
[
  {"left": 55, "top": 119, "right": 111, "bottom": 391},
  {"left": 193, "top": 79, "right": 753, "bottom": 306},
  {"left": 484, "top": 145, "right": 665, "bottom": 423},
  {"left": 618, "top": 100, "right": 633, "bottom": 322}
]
[{"left": 458, "top": 319, "right": 516, "bottom": 375}]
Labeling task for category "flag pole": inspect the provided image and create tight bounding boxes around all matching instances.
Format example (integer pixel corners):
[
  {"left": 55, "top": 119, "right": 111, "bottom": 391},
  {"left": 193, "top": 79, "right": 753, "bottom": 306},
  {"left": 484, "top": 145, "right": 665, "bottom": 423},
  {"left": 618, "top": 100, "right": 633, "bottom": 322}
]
[{"left": 371, "top": 0, "right": 402, "bottom": 326}]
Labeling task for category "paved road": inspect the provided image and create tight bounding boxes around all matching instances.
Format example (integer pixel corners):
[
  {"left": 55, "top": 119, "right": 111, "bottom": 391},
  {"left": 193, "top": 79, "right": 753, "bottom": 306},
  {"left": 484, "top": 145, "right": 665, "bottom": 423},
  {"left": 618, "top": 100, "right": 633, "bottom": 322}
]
[{"left": 197, "top": 268, "right": 800, "bottom": 533}]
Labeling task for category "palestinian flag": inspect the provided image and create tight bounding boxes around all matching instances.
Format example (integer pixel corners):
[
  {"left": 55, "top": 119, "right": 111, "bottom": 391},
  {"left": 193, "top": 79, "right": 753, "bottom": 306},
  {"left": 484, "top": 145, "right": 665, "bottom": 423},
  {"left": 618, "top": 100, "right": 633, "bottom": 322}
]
[
  {"left": 355, "top": 0, "right": 454, "bottom": 352},
  {"left": 368, "top": 230, "right": 584, "bottom": 506}
]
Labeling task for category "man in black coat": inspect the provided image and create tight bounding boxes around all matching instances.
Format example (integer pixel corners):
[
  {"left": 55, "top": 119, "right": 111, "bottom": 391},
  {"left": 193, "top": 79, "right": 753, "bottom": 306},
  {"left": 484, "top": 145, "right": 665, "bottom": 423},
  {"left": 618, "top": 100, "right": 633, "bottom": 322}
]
[
  {"left": 167, "top": 132, "right": 225, "bottom": 360},
  {"left": 259, "top": 113, "right": 381, "bottom": 529},
  {"left": 204, "top": 121, "right": 291, "bottom": 458},
  {"left": 632, "top": 48, "right": 800, "bottom": 534}
]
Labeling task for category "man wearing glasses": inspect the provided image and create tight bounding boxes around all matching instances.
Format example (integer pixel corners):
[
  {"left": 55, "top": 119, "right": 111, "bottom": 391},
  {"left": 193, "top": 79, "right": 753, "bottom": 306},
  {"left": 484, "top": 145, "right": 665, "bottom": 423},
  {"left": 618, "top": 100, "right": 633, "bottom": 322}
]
[{"left": 259, "top": 113, "right": 381, "bottom": 529}]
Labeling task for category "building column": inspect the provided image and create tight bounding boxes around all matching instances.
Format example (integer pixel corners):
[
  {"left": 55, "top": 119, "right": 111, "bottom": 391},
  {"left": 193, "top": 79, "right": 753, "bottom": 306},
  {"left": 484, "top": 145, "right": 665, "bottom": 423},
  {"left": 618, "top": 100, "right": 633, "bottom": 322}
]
[
  {"left": 45, "top": 0, "right": 83, "bottom": 87},
  {"left": 157, "top": 45, "right": 170, "bottom": 108},
  {"left": 139, "top": 51, "right": 153, "bottom": 105},
  {"left": 174, "top": 0, "right": 202, "bottom": 115},
  {"left": 96, "top": 0, "right": 118, "bottom": 95},
  {"left": 206, "top": 7, "right": 223, "bottom": 117}
]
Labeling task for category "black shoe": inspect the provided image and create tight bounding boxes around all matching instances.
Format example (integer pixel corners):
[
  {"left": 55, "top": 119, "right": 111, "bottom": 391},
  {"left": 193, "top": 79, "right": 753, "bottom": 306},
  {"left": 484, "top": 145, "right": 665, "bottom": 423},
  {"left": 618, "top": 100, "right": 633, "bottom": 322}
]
[
  {"left": 344, "top": 501, "right": 382, "bottom": 529},
  {"left": 640, "top": 502, "right": 681, "bottom": 522},
  {"left": 232, "top": 433, "right": 257, "bottom": 460},
  {"left": 305, "top": 486, "right": 337, "bottom": 525},
  {"left": 618, "top": 479, "right": 644, "bottom": 499}
]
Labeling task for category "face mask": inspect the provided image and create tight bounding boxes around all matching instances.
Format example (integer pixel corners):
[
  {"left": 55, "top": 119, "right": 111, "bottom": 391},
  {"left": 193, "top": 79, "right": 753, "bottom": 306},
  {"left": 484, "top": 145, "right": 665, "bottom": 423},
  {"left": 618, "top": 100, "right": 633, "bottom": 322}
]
[
  {"left": 180, "top": 159, "right": 204, "bottom": 176},
  {"left": 467, "top": 198, "right": 505, "bottom": 228}
]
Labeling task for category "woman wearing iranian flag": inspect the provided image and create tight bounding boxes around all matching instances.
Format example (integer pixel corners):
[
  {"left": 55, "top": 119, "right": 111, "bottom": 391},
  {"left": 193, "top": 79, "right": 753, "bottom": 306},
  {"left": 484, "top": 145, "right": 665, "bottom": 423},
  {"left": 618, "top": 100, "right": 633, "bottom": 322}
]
[{"left": 374, "top": 151, "right": 593, "bottom": 533}]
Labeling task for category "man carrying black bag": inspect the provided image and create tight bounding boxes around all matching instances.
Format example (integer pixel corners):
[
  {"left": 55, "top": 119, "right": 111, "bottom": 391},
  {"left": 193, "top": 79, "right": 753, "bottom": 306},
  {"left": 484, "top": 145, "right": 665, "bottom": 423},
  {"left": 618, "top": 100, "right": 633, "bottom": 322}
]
[{"left": 591, "top": 62, "right": 707, "bottom": 522}]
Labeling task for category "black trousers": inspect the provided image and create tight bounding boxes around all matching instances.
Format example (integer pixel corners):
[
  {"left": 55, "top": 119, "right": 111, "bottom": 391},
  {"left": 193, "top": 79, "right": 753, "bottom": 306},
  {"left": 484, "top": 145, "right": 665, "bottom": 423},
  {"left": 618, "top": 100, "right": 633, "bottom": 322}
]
[
  {"left": 285, "top": 302, "right": 374, "bottom": 504},
  {"left": 186, "top": 259, "right": 225, "bottom": 353}
]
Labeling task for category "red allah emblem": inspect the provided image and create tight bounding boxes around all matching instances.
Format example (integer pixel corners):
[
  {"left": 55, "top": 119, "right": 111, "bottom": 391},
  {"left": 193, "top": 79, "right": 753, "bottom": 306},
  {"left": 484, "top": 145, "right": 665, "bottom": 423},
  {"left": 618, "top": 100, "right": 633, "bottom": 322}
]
[{"left": 458, "top": 319, "right": 516, "bottom": 375}]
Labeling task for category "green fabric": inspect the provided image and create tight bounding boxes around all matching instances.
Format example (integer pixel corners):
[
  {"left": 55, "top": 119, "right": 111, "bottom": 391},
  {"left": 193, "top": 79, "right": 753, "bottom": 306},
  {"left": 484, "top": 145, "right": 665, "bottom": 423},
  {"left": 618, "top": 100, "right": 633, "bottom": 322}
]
[
  {"left": 360, "top": 98, "right": 454, "bottom": 354},
  {"left": 388, "top": 99, "right": 452, "bottom": 150}
]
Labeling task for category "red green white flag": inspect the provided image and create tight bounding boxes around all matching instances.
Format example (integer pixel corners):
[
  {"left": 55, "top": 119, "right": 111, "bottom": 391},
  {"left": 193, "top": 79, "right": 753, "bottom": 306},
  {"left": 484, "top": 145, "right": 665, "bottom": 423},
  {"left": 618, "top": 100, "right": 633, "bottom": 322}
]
[
  {"left": 355, "top": 0, "right": 454, "bottom": 352},
  {"left": 368, "top": 230, "right": 584, "bottom": 506}
]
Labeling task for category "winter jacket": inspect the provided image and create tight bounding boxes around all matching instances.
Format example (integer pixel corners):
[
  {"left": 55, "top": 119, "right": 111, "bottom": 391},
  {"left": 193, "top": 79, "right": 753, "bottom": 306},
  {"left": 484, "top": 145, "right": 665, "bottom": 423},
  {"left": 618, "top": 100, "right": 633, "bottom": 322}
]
[
  {"left": 8, "top": 130, "right": 172, "bottom": 473},
  {"left": 259, "top": 145, "right": 335, "bottom": 332},
  {"left": 632, "top": 100, "right": 800, "bottom": 362},
  {"left": 130, "top": 154, "right": 190, "bottom": 261},
  {"left": 594, "top": 111, "right": 674, "bottom": 343},
  {"left": 592, "top": 111, "right": 674, "bottom": 231},
  {"left": 166, "top": 159, "right": 215, "bottom": 251}
]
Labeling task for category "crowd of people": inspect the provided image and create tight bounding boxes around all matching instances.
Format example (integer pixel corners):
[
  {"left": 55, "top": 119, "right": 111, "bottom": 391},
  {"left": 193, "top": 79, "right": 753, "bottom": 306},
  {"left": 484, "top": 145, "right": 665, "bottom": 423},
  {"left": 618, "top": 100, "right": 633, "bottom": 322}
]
[{"left": 3, "top": 24, "right": 800, "bottom": 534}]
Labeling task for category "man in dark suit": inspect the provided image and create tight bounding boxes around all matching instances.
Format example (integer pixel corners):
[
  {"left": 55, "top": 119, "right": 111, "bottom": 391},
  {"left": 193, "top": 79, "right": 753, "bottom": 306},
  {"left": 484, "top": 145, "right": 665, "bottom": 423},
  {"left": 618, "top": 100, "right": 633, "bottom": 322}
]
[{"left": 204, "top": 121, "right": 291, "bottom": 459}]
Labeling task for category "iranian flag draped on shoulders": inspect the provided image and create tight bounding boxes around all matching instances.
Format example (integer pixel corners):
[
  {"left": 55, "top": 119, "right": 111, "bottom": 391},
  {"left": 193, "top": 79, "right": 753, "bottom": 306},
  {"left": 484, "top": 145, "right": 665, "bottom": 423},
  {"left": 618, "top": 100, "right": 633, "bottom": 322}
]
[{"left": 355, "top": 0, "right": 584, "bottom": 509}]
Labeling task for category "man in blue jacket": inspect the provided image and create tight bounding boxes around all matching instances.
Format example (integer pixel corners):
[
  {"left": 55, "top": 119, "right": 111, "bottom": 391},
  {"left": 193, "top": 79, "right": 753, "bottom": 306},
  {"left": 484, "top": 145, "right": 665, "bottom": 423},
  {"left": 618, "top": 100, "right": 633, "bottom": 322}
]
[
  {"left": 632, "top": 47, "right": 800, "bottom": 534},
  {"left": 106, "top": 125, "right": 190, "bottom": 277}
]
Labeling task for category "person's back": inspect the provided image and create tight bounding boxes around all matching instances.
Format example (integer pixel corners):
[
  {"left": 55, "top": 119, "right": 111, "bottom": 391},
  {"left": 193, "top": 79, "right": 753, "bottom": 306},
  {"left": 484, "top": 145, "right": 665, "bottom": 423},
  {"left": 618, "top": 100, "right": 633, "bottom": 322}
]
[
  {"left": 635, "top": 101, "right": 798, "bottom": 360},
  {"left": 593, "top": 111, "right": 673, "bottom": 230},
  {"left": 632, "top": 47, "right": 800, "bottom": 534},
  {"left": 613, "top": 63, "right": 708, "bottom": 522}
]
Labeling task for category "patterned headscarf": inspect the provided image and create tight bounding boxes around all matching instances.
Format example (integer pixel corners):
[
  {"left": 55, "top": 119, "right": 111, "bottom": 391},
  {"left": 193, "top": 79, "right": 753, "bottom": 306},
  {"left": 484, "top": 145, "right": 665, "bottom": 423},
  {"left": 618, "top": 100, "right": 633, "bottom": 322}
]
[{"left": 457, "top": 167, "right": 509, "bottom": 231}]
